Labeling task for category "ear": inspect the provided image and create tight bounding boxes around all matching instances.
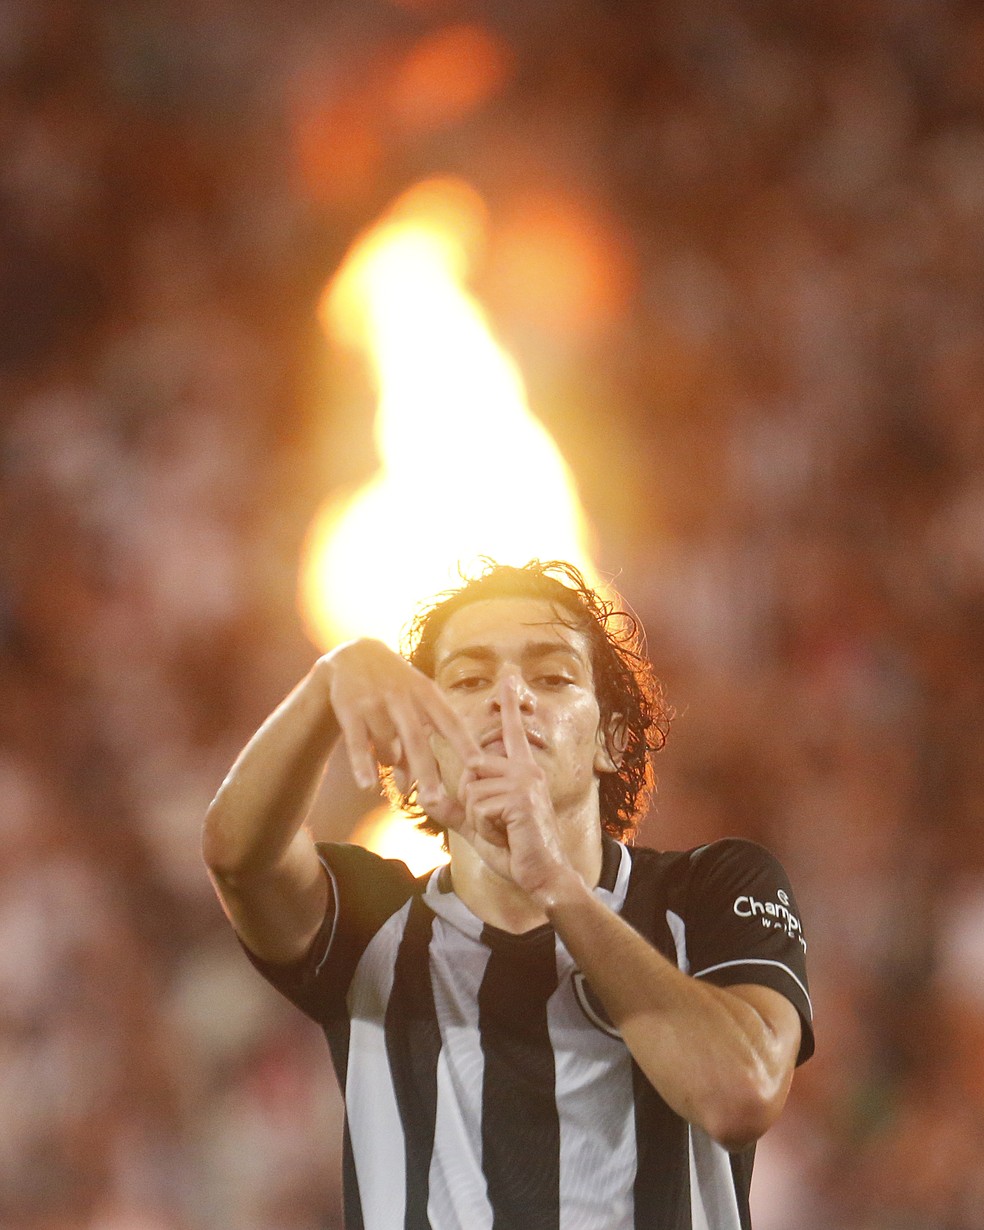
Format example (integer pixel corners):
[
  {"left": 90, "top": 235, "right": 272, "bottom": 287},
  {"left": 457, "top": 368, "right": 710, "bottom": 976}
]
[{"left": 594, "top": 713, "right": 627, "bottom": 774}]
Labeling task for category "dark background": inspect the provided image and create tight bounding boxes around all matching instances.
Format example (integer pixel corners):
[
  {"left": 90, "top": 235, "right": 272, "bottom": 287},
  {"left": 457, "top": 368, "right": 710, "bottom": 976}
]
[{"left": 3, "top": 1, "right": 984, "bottom": 1226}]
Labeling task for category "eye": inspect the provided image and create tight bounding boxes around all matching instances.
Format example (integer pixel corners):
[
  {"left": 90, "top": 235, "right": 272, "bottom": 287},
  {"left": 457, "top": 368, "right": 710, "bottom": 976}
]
[
  {"left": 537, "top": 674, "right": 574, "bottom": 688},
  {"left": 449, "top": 675, "right": 489, "bottom": 691}
]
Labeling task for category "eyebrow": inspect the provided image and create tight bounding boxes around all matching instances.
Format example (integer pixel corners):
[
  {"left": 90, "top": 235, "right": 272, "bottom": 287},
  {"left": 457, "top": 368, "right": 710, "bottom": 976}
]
[{"left": 436, "top": 640, "right": 587, "bottom": 674}]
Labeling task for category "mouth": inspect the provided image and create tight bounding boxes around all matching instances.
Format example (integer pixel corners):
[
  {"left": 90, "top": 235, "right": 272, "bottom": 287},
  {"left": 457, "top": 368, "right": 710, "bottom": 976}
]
[{"left": 480, "top": 728, "right": 546, "bottom": 751}]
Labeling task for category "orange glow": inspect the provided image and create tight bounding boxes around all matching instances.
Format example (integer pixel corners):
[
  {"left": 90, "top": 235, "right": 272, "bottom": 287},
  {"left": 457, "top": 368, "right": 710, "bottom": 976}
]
[
  {"left": 299, "top": 177, "right": 601, "bottom": 860},
  {"left": 349, "top": 805, "right": 450, "bottom": 876},
  {"left": 292, "top": 96, "right": 383, "bottom": 205},
  {"left": 390, "top": 24, "right": 513, "bottom": 133},
  {"left": 492, "top": 193, "right": 633, "bottom": 336}
]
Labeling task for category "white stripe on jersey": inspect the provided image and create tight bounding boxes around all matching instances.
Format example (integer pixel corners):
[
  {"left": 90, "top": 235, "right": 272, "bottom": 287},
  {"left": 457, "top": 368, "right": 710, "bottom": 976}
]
[
  {"left": 598, "top": 838, "right": 633, "bottom": 913},
  {"left": 345, "top": 902, "right": 412, "bottom": 1230},
  {"left": 550, "top": 932, "right": 637, "bottom": 1229},
  {"left": 688, "top": 1125, "right": 742, "bottom": 1230},
  {"left": 666, "top": 909, "right": 690, "bottom": 973},
  {"left": 551, "top": 840, "right": 636, "bottom": 1229},
  {"left": 427, "top": 912, "right": 494, "bottom": 1230}
]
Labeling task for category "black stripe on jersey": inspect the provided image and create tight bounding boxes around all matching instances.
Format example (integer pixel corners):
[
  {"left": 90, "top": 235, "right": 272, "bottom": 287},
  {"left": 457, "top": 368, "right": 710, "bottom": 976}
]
[
  {"left": 631, "top": 1062, "right": 691, "bottom": 1230},
  {"left": 599, "top": 833, "right": 623, "bottom": 890},
  {"left": 385, "top": 895, "right": 441, "bottom": 1229},
  {"left": 621, "top": 845, "right": 696, "bottom": 1229},
  {"left": 341, "top": 1116, "right": 365, "bottom": 1230},
  {"left": 479, "top": 927, "right": 560, "bottom": 1230},
  {"left": 730, "top": 1148, "right": 755, "bottom": 1230}
]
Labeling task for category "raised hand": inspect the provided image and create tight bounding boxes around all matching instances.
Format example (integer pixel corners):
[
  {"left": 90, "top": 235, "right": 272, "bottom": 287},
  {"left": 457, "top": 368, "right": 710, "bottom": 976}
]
[
  {"left": 449, "top": 676, "right": 570, "bottom": 898},
  {"left": 324, "top": 640, "right": 480, "bottom": 806}
]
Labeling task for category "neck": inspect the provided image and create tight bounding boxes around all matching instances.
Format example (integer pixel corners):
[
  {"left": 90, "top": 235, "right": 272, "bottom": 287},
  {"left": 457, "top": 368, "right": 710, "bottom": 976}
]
[{"left": 448, "top": 812, "right": 604, "bottom": 934}]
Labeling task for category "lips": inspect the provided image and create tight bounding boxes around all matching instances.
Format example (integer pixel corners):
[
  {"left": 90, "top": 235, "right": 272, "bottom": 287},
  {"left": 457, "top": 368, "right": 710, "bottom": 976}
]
[{"left": 479, "top": 728, "right": 545, "bottom": 751}]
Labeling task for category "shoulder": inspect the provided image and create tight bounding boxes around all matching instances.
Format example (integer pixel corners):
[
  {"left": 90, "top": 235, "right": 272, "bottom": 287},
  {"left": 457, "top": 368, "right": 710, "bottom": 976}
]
[
  {"left": 621, "top": 837, "right": 807, "bottom": 950},
  {"left": 631, "top": 837, "right": 805, "bottom": 926},
  {"left": 681, "top": 839, "right": 802, "bottom": 916},
  {"left": 624, "top": 836, "right": 774, "bottom": 865},
  {"left": 316, "top": 841, "right": 422, "bottom": 932},
  {"left": 316, "top": 840, "right": 420, "bottom": 887},
  {"left": 623, "top": 837, "right": 782, "bottom": 893},
  {"left": 243, "top": 843, "right": 426, "bottom": 1024},
  {"left": 686, "top": 837, "right": 790, "bottom": 883}
]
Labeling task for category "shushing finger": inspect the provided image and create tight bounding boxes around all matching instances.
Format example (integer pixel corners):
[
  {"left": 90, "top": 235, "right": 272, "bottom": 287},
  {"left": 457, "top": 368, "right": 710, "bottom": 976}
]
[{"left": 499, "top": 677, "right": 534, "bottom": 762}]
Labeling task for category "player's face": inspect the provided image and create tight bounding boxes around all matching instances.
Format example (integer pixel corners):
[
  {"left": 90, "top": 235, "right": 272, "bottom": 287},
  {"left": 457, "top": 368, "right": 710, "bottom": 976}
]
[{"left": 430, "top": 597, "right": 618, "bottom": 812}]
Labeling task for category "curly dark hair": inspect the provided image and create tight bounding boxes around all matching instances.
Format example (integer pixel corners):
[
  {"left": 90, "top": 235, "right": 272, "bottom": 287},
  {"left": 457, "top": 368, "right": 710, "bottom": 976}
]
[{"left": 390, "top": 559, "right": 672, "bottom": 841}]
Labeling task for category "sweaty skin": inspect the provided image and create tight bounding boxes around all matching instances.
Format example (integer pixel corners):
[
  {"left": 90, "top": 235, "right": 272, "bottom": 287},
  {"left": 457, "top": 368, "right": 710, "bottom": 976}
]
[{"left": 424, "top": 597, "right": 615, "bottom": 930}]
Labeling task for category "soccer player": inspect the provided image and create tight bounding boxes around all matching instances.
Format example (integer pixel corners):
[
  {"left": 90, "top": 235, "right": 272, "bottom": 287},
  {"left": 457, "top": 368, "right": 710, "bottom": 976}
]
[{"left": 202, "top": 561, "right": 813, "bottom": 1229}]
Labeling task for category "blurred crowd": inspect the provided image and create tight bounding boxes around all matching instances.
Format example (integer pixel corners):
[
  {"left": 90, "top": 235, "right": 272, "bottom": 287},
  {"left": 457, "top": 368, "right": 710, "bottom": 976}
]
[{"left": 2, "top": 0, "right": 984, "bottom": 1226}]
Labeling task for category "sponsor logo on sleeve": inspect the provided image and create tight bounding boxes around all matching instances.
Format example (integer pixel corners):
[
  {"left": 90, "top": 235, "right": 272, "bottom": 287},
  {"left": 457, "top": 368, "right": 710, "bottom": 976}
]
[{"left": 733, "top": 887, "right": 807, "bottom": 952}]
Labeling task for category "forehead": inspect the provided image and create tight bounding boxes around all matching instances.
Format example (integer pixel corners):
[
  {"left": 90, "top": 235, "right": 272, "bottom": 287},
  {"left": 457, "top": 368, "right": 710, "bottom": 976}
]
[{"left": 432, "top": 596, "right": 591, "bottom": 665}]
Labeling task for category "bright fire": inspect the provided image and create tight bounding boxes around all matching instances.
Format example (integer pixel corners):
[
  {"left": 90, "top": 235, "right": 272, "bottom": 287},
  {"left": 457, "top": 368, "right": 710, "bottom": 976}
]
[{"left": 299, "top": 177, "right": 600, "bottom": 873}]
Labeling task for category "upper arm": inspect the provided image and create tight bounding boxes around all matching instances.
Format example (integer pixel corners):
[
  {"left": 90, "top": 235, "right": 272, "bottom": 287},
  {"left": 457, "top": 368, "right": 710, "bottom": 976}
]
[{"left": 207, "top": 826, "right": 331, "bottom": 964}]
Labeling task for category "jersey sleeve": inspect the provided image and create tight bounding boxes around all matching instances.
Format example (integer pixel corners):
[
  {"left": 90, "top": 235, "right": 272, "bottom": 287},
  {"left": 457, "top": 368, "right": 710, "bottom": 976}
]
[
  {"left": 240, "top": 842, "right": 417, "bottom": 1024},
  {"left": 682, "top": 838, "right": 814, "bottom": 1064}
]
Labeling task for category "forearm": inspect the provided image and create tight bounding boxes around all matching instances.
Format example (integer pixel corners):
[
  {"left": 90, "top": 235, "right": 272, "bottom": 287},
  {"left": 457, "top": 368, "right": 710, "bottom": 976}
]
[
  {"left": 542, "top": 874, "right": 793, "bottom": 1149},
  {"left": 202, "top": 656, "right": 340, "bottom": 878}
]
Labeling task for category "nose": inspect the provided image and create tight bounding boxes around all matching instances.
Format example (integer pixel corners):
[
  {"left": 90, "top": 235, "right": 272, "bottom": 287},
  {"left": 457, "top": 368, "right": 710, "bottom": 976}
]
[{"left": 491, "top": 670, "right": 535, "bottom": 712}]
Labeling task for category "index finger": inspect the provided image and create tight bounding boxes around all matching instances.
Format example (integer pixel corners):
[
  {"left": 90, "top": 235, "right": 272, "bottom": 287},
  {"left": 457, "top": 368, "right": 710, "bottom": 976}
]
[{"left": 499, "top": 677, "right": 535, "bottom": 763}]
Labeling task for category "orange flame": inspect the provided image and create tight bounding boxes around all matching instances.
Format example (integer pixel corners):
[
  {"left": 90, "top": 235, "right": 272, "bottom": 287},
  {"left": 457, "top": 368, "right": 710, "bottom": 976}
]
[
  {"left": 299, "top": 177, "right": 600, "bottom": 871},
  {"left": 300, "top": 177, "right": 599, "bottom": 652}
]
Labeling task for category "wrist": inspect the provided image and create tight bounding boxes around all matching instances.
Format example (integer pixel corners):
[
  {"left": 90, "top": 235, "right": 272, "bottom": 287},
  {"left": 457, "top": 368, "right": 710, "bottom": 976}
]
[
  {"left": 531, "top": 864, "right": 593, "bottom": 916},
  {"left": 316, "top": 640, "right": 354, "bottom": 678},
  {"left": 310, "top": 653, "right": 338, "bottom": 701},
  {"left": 314, "top": 638, "right": 371, "bottom": 692}
]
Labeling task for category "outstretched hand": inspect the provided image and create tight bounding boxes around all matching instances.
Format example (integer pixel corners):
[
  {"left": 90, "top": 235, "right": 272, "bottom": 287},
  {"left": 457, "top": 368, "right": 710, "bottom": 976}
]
[{"left": 324, "top": 640, "right": 480, "bottom": 807}]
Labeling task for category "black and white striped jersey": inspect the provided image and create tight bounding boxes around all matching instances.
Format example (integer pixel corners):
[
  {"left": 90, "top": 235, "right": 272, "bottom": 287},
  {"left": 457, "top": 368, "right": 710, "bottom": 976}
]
[{"left": 245, "top": 836, "right": 813, "bottom": 1230}]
